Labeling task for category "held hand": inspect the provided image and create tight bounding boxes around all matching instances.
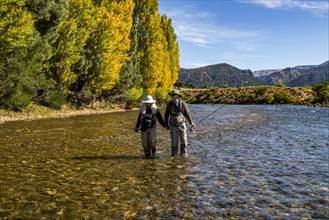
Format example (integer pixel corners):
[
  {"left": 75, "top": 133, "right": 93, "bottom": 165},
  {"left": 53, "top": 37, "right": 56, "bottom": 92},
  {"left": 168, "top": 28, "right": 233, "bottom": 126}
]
[{"left": 191, "top": 123, "right": 196, "bottom": 128}]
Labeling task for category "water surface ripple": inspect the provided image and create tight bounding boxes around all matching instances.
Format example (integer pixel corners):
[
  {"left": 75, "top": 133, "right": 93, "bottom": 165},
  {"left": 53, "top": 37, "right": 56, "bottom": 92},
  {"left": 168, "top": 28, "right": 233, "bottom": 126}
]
[{"left": 0, "top": 105, "right": 328, "bottom": 219}]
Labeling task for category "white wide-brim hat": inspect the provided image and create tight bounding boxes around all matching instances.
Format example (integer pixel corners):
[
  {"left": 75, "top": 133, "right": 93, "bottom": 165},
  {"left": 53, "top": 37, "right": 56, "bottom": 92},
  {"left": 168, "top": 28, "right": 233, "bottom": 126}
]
[{"left": 142, "top": 95, "right": 156, "bottom": 104}]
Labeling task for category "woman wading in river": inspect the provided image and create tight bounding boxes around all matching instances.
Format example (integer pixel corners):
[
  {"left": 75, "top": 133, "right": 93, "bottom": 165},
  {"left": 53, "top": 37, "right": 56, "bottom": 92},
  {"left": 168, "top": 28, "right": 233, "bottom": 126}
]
[{"left": 134, "top": 95, "right": 167, "bottom": 158}]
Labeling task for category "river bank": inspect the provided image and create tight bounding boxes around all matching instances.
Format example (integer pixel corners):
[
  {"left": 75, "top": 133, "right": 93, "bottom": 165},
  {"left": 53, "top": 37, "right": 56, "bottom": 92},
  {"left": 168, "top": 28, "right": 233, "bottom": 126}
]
[
  {"left": 180, "top": 86, "right": 322, "bottom": 105},
  {"left": 1, "top": 84, "right": 328, "bottom": 123},
  {"left": 0, "top": 104, "right": 134, "bottom": 123}
]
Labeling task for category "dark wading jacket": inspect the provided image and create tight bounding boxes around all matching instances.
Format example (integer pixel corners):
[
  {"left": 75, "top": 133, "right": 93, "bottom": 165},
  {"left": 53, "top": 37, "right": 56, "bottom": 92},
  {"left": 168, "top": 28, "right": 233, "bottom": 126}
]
[
  {"left": 164, "top": 99, "right": 193, "bottom": 127},
  {"left": 135, "top": 107, "right": 166, "bottom": 132}
]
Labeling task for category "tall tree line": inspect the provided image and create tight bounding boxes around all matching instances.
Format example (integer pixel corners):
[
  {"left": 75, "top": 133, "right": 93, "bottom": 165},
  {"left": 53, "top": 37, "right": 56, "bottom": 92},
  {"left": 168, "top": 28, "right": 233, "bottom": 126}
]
[{"left": 0, "top": 0, "right": 179, "bottom": 110}]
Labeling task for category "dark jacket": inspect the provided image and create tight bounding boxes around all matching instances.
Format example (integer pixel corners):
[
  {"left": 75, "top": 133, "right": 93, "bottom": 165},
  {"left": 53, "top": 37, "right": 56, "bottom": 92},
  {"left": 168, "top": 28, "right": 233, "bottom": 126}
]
[
  {"left": 164, "top": 99, "right": 193, "bottom": 127},
  {"left": 135, "top": 107, "right": 166, "bottom": 132}
]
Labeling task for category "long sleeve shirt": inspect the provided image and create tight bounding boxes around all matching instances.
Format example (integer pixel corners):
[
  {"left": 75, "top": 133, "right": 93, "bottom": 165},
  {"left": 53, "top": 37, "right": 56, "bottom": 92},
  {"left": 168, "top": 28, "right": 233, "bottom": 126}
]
[{"left": 164, "top": 99, "right": 193, "bottom": 127}]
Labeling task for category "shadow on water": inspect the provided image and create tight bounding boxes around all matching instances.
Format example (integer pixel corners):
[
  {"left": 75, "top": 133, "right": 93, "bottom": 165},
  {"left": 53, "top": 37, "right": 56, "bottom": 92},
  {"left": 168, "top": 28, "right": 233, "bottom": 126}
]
[{"left": 72, "top": 155, "right": 144, "bottom": 160}]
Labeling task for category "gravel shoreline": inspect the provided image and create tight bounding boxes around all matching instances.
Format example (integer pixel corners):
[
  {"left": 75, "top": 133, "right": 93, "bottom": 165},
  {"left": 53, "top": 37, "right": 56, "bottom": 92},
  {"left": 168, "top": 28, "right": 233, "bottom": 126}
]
[{"left": 0, "top": 107, "right": 134, "bottom": 123}]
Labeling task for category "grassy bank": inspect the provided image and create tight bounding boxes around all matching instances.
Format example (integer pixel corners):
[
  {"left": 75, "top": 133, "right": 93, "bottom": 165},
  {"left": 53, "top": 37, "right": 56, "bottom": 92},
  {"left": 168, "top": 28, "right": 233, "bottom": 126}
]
[
  {"left": 180, "top": 85, "right": 328, "bottom": 106},
  {"left": 0, "top": 103, "right": 131, "bottom": 123},
  {"left": 1, "top": 84, "right": 328, "bottom": 122}
]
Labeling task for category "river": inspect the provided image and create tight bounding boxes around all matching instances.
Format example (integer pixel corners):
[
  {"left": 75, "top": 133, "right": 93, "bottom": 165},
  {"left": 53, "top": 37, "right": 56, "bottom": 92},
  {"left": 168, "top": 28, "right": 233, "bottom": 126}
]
[{"left": 0, "top": 105, "right": 328, "bottom": 219}]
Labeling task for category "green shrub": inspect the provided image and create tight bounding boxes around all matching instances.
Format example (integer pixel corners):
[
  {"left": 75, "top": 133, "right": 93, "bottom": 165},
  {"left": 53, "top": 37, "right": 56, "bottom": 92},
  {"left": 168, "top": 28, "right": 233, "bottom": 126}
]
[
  {"left": 255, "top": 86, "right": 267, "bottom": 97},
  {"left": 312, "top": 82, "right": 329, "bottom": 104},
  {"left": 207, "top": 94, "right": 215, "bottom": 103},
  {"left": 1, "top": 88, "right": 32, "bottom": 111},
  {"left": 41, "top": 90, "right": 66, "bottom": 109},
  {"left": 272, "top": 91, "right": 293, "bottom": 104},
  {"left": 123, "top": 88, "right": 143, "bottom": 108}
]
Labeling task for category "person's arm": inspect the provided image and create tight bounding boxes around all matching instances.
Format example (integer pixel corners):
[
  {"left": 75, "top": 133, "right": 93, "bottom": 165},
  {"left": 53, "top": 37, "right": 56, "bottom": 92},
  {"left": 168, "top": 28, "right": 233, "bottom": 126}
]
[
  {"left": 155, "top": 110, "right": 166, "bottom": 128},
  {"left": 164, "top": 103, "right": 170, "bottom": 127},
  {"left": 182, "top": 101, "right": 195, "bottom": 126}
]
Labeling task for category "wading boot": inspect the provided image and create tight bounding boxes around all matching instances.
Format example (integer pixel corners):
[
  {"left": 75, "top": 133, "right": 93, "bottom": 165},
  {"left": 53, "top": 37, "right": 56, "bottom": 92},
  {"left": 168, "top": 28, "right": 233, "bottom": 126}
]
[
  {"left": 150, "top": 149, "right": 157, "bottom": 159},
  {"left": 144, "top": 149, "right": 151, "bottom": 159},
  {"left": 181, "top": 152, "right": 188, "bottom": 157}
]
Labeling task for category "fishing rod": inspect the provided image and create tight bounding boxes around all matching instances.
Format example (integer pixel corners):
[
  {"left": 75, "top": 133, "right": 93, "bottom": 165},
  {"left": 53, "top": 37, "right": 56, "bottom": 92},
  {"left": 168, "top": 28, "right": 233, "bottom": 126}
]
[{"left": 189, "top": 104, "right": 226, "bottom": 132}]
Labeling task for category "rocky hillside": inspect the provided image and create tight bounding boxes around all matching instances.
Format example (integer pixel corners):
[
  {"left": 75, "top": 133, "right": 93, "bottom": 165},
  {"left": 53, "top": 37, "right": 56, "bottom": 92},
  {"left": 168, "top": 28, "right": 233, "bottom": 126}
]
[
  {"left": 257, "top": 61, "right": 328, "bottom": 86},
  {"left": 259, "top": 67, "right": 305, "bottom": 85},
  {"left": 288, "top": 61, "right": 329, "bottom": 86},
  {"left": 178, "top": 61, "right": 328, "bottom": 87},
  {"left": 178, "top": 63, "right": 264, "bottom": 87}
]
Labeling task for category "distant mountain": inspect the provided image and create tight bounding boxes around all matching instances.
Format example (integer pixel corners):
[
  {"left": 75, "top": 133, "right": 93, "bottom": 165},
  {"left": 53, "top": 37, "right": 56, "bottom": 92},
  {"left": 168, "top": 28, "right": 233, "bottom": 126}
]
[
  {"left": 258, "top": 61, "right": 328, "bottom": 86},
  {"left": 177, "top": 61, "right": 328, "bottom": 88},
  {"left": 253, "top": 69, "right": 282, "bottom": 77},
  {"left": 288, "top": 61, "right": 329, "bottom": 86},
  {"left": 177, "top": 63, "right": 264, "bottom": 88},
  {"left": 258, "top": 67, "right": 305, "bottom": 85},
  {"left": 253, "top": 65, "right": 317, "bottom": 77}
]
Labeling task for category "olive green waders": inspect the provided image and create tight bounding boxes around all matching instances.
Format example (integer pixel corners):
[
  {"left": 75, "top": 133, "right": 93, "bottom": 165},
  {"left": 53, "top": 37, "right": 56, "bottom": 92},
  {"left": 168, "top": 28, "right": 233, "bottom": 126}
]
[
  {"left": 169, "top": 123, "right": 187, "bottom": 156},
  {"left": 141, "top": 127, "right": 157, "bottom": 158}
]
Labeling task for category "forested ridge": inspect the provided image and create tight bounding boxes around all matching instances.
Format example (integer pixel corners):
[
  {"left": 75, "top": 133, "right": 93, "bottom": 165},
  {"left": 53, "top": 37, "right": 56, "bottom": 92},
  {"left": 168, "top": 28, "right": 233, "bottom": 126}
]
[{"left": 0, "top": 0, "right": 179, "bottom": 111}]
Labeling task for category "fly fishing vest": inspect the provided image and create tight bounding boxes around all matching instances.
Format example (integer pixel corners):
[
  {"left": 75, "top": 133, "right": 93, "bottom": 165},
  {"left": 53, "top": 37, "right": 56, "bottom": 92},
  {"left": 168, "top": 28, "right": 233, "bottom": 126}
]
[
  {"left": 169, "top": 100, "right": 185, "bottom": 126},
  {"left": 141, "top": 112, "right": 156, "bottom": 129}
]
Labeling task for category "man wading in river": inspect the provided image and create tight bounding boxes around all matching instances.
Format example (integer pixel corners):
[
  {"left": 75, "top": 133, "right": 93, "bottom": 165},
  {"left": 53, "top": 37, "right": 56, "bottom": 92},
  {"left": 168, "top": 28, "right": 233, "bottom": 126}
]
[
  {"left": 165, "top": 89, "right": 195, "bottom": 157},
  {"left": 135, "top": 95, "right": 167, "bottom": 159}
]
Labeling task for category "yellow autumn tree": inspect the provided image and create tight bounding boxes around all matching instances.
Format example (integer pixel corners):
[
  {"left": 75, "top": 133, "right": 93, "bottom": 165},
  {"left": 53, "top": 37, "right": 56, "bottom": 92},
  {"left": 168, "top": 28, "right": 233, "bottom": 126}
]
[
  {"left": 161, "top": 15, "right": 180, "bottom": 86},
  {"left": 88, "top": 0, "right": 134, "bottom": 95},
  {"left": 0, "top": 0, "right": 33, "bottom": 56},
  {"left": 134, "top": 0, "right": 162, "bottom": 93},
  {"left": 52, "top": 0, "right": 97, "bottom": 93}
]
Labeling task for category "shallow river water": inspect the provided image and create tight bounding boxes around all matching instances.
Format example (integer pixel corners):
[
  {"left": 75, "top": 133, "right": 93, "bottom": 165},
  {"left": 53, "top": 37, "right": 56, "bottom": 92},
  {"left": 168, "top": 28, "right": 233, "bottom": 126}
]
[{"left": 0, "top": 105, "right": 328, "bottom": 219}]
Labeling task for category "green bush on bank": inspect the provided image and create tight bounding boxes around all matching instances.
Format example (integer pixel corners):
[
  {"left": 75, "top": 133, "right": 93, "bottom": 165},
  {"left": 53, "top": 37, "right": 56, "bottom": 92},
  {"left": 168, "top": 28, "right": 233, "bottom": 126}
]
[
  {"left": 272, "top": 91, "right": 293, "bottom": 104},
  {"left": 40, "top": 90, "right": 66, "bottom": 110},
  {"left": 182, "top": 83, "right": 328, "bottom": 106},
  {"left": 312, "top": 82, "right": 329, "bottom": 105},
  {"left": 0, "top": 88, "right": 32, "bottom": 111},
  {"left": 123, "top": 88, "right": 144, "bottom": 109}
]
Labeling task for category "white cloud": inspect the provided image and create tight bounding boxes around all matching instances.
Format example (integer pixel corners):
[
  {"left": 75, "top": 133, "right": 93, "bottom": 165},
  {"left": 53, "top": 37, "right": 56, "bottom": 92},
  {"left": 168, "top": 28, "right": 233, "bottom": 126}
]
[
  {"left": 172, "top": 19, "right": 265, "bottom": 47},
  {"left": 240, "top": 0, "right": 329, "bottom": 14},
  {"left": 184, "top": 61, "right": 214, "bottom": 68},
  {"left": 160, "top": 3, "right": 267, "bottom": 55}
]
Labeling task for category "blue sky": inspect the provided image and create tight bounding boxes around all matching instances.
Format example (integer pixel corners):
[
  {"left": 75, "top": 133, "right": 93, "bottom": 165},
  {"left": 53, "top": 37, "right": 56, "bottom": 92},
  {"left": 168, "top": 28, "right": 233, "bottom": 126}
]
[{"left": 158, "top": 0, "right": 329, "bottom": 71}]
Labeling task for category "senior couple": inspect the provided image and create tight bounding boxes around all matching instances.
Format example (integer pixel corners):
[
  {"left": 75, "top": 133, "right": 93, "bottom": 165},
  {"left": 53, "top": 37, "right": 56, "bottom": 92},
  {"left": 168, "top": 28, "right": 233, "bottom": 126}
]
[{"left": 134, "top": 89, "right": 196, "bottom": 158}]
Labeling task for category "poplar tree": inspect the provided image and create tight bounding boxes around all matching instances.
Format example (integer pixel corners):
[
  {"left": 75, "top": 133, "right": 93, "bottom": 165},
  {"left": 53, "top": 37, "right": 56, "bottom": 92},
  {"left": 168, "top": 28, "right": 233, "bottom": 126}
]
[
  {"left": 51, "top": 0, "right": 97, "bottom": 93},
  {"left": 161, "top": 15, "right": 180, "bottom": 86},
  {"left": 135, "top": 0, "right": 168, "bottom": 93},
  {"left": 115, "top": 8, "right": 142, "bottom": 93},
  {"left": 0, "top": 0, "right": 33, "bottom": 56},
  {"left": 76, "top": 0, "right": 134, "bottom": 96},
  {"left": 0, "top": 0, "right": 34, "bottom": 110}
]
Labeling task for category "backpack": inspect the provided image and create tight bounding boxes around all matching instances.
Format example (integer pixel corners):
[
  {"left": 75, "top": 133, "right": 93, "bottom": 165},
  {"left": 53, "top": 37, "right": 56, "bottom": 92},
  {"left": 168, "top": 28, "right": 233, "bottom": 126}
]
[{"left": 140, "top": 103, "right": 158, "bottom": 129}]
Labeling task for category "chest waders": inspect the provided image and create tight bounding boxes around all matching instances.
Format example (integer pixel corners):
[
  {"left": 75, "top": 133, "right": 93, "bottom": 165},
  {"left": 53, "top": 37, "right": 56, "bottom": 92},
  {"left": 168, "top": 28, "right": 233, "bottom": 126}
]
[
  {"left": 141, "top": 112, "right": 157, "bottom": 158},
  {"left": 169, "top": 101, "right": 188, "bottom": 157}
]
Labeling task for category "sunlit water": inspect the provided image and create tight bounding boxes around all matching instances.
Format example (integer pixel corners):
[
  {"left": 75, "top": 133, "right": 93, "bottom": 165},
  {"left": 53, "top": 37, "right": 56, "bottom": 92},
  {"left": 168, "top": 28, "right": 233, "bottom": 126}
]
[{"left": 0, "top": 105, "right": 328, "bottom": 219}]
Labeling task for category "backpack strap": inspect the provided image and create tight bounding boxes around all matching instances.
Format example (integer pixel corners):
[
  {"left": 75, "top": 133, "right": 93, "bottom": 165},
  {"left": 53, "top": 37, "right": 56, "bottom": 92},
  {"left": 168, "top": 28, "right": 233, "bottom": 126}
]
[{"left": 171, "top": 99, "right": 183, "bottom": 115}]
